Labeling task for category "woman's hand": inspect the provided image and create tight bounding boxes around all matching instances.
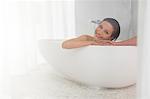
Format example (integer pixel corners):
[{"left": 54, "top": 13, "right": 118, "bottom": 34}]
[
  {"left": 95, "top": 38, "right": 114, "bottom": 45},
  {"left": 90, "top": 40, "right": 113, "bottom": 46}
]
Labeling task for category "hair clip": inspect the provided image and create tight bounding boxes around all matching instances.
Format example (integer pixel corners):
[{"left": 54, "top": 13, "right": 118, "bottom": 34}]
[{"left": 91, "top": 20, "right": 101, "bottom": 24}]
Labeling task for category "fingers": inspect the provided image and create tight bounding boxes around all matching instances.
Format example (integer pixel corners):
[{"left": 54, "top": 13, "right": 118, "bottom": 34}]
[
  {"left": 92, "top": 42, "right": 113, "bottom": 46},
  {"left": 99, "top": 42, "right": 113, "bottom": 46},
  {"left": 91, "top": 42, "right": 101, "bottom": 45},
  {"left": 95, "top": 39, "right": 111, "bottom": 43},
  {"left": 92, "top": 40, "right": 115, "bottom": 46}
]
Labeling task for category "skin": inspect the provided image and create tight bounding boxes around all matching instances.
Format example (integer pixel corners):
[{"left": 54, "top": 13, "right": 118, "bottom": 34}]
[
  {"left": 62, "top": 21, "right": 114, "bottom": 49},
  {"left": 109, "top": 36, "right": 137, "bottom": 46},
  {"left": 94, "top": 21, "right": 114, "bottom": 40}
]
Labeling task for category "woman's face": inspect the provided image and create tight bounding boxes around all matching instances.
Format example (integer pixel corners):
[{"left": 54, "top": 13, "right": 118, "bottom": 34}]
[{"left": 95, "top": 21, "right": 114, "bottom": 40}]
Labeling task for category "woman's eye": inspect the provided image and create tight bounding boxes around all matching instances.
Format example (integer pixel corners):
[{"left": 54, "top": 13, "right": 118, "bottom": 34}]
[
  {"left": 105, "top": 32, "right": 109, "bottom": 34},
  {"left": 104, "top": 31, "right": 109, "bottom": 34}
]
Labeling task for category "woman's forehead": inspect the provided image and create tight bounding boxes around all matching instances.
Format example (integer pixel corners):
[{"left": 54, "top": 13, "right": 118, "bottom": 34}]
[{"left": 100, "top": 21, "right": 114, "bottom": 32}]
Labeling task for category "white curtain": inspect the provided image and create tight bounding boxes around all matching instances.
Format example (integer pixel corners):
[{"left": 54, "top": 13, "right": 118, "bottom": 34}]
[
  {"left": 137, "top": 0, "right": 150, "bottom": 98},
  {"left": 0, "top": 0, "right": 75, "bottom": 96},
  {"left": 0, "top": 1, "right": 75, "bottom": 95}
]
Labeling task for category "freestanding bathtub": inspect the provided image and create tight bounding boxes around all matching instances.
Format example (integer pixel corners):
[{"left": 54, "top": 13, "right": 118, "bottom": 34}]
[{"left": 38, "top": 39, "right": 137, "bottom": 88}]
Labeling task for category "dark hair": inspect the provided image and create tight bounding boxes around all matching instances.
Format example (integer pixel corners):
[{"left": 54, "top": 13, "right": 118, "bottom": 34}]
[{"left": 102, "top": 18, "right": 120, "bottom": 41}]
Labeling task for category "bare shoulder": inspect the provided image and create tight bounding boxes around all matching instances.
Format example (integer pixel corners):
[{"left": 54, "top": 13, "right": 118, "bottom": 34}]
[{"left": 78, "top": 35, "right": 94, "bottom": 41}]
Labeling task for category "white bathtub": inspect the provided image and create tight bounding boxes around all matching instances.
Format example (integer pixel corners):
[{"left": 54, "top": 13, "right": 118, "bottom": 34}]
[{"left": 39, "top": 39, "right": 137, "bottom": 88}]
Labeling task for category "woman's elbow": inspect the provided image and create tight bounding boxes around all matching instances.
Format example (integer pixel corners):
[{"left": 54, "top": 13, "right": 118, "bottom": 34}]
[
  {"left": 62, "top": 42, "right": 71, "bottom": 49},
  {"left": 62, "top": 42, "right": 67, "bottom": 48}
]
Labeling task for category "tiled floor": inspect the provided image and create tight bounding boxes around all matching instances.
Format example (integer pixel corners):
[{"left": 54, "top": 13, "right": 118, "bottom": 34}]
[{"left": 11, "top": 64, "right": 136, "bottom": 99}]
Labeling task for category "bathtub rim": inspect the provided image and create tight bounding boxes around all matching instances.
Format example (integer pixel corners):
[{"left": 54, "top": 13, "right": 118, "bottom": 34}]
[{"left": 38, "top": 39, "right": 137, "bottom": 48}]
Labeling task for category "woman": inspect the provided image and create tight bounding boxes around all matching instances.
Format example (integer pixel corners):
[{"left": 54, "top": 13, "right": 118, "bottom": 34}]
[{"left": 62, "top": 18, "right": 120, "bottom": 49}]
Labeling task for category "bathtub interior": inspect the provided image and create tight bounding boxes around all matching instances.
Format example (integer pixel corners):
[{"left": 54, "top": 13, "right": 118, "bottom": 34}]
[{"left": 39, "top": 39, "right": 137, "bottom": 88}]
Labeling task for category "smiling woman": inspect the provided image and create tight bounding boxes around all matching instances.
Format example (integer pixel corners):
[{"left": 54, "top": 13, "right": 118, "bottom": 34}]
[
  {"left": 95, "top": 18, "right": 120, "bottom": 41},
  {"left": 62, "top": 18, "right": 120, "bottom": 49}
]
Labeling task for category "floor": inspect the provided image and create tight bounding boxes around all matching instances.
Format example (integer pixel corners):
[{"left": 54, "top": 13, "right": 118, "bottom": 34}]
[{"left": 11, "top": 64, "right": 136, "bottom": 99}]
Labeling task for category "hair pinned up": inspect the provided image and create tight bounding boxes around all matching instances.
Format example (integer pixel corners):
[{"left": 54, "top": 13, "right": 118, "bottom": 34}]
[{"left": 102, "top": 18, "right": 120, "bottom": 41}]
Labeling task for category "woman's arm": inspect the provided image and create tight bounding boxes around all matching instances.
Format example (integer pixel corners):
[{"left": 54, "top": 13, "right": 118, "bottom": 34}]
[
  {"left": 111, "top": 36, "right": 137, "bottom": 46},
  {"left": 62, "top": 35, "right": 97, "bottom": 49}
]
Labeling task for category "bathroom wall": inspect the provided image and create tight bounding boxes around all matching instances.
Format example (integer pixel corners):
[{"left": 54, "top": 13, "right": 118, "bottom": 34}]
[
  {"left": 75, "top": 0, "right": 137, "bottom": 40},
  {"left": 129, "top": 0, "right": 138, "bottom": 38}
]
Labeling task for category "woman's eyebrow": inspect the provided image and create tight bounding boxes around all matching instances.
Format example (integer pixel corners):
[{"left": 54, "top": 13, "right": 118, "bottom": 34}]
[{"left": 104, "top": 30, "right": 109, "bottom": 34}]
